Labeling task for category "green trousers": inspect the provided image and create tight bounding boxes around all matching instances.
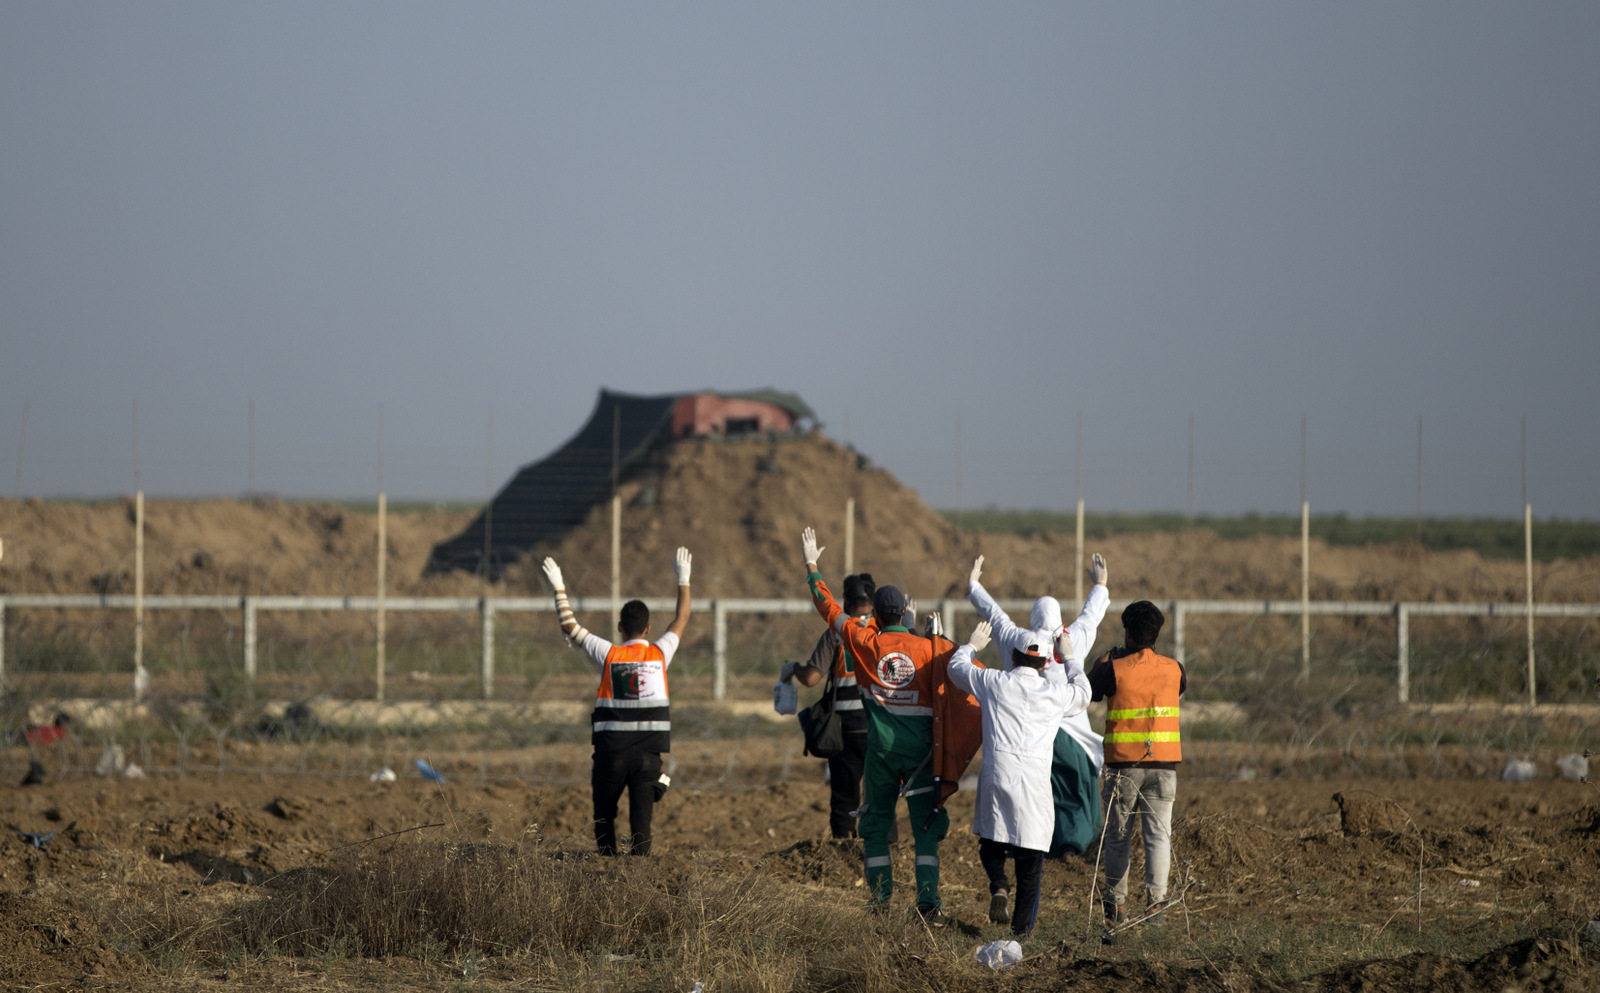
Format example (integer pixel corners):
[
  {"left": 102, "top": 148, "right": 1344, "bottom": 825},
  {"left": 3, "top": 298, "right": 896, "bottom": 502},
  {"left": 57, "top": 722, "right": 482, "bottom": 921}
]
[
  {"left": 1048, "top": 728, "right": 1104, "bottom": 858},
  {"left": 859, "top": 749, "right": 949, "bottom": 909}
]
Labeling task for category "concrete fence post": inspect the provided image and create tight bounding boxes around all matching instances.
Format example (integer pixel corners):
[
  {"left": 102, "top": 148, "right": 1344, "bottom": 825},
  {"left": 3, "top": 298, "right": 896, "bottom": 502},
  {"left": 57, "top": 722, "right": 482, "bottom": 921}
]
[
  {"left": 242, "top": 597, "right": 257, "bottom": 681},
  {"left": 481, "top": 600, "right": 495, "bottom": 700},
  {"left": 1525, "top": 503, "right": 1536, "bottom": 707},
  {"left": 0, "top": 599, "right": 6, "bottom": 689},
  {"left": 1075, "top": 498, "right": 1085, "bottom": 607},
  {"left": 1396, "top": 603, "right": 1409, "bottom": 704},
  {"left": 712, "top": 599, "right": 727, "bottom": 701},
  {"left": 941, "top": 599, "right": 957, "bottom": 641},
  {"left": 376, "top": 491, "right": 386, "bottom": 703},
  {"left": 1300, "top": 499, "right": 1311, "bottom": 681},
  {"left": 134, "top": 490, "right": 146, "bottom": 700},
  {"left": 1172, "top": 601, "right": 1186, "bottom": 666}
]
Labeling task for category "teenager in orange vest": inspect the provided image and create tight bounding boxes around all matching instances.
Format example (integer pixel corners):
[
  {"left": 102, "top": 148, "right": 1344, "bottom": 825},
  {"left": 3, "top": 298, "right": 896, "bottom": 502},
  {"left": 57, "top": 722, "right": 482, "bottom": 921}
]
[
  {"left": 1089, "top": 600, "right": 1186, "bottom": 925},
  {"left": 785, "top": 572, "right": 877, "bottom": 838},
  {"left": 541, "top": 547, "right": 692, "bottom": 856},
  {"left": 800, "top": 527, "right": 954, "bottom": 921}
]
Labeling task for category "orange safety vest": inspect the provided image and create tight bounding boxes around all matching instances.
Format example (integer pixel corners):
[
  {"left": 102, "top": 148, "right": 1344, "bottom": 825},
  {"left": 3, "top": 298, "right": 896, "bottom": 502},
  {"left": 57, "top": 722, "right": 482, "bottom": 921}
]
[
  {"left": 1102, "top": 648, "right": 1182, "bottom": 764},
  {"left": 846, "top": 626, "right": 943, "bottom": 715},
  {"left": 831, "top": 616, "right": 875, "bottom": 713},
  {"left": 592, "top": 641, "right": 671, "bottom": 752}
]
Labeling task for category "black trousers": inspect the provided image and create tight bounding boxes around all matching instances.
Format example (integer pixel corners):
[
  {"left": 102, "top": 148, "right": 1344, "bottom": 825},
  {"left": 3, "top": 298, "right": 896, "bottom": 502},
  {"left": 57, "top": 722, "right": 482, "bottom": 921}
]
[
  {"left": 826, "top": 730, "right": 869, "bottom": 838},
  {"left": 979, "top": 837, "right": 1046, "bottom": 936},
  {"left": 592, "top": 748, "right": 662, "bottom": 855}
]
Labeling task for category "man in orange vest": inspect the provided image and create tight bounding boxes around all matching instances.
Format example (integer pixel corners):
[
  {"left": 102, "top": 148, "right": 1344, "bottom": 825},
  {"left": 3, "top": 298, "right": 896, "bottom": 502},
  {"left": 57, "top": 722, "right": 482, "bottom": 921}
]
[
  {"left": 541, "top": 547, "right": 692, "bottom": 856},
  {"left": 801, "top": 527, "right": 954, "bottom": 921},
  {"left": 1089, "top": 600, "right": 1187, "bottom": 925}
]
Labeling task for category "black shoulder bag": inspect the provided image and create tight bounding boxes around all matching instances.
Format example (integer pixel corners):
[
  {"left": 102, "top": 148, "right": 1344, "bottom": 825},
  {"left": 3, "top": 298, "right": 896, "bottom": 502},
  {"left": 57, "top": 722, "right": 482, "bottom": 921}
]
[{"left": 798, "top": 662, "right": 846, "bottom": 759}]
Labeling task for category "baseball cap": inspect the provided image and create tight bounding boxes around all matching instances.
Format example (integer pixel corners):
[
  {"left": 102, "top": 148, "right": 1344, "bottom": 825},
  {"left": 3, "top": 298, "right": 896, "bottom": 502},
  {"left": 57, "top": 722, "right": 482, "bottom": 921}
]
[
  {"left": 873, "top": 585, "right": 908, "bottom": 617},
  {"left": 1012, "top": 642, "right": 1051, "bottom": 666}
]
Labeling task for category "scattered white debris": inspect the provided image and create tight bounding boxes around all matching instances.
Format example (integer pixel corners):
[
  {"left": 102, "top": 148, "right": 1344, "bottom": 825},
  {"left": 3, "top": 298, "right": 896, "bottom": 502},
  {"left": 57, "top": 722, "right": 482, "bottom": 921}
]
[
  {"left": 96, "top": 745, "right": 126, "bottom": 777},
  {"left": 974, "top": 939, "right": 1023, "bottom": 970},
  {"left": 1236, "top": 766, "right": 1258, "bottom": 782},
  {"left": 1501, "top": 758, "right": 1538, "bottom": 782},
  {"left": 123, "top": 763, "right": 145, "bottom": 779},
  {"left": 773, "top": 677, "right": 797, "bottom": 715},
  {"left": 606, "top": 953, "right": 636, "bottom": 962},
  {"left": 689, "top": 983, "right": 705, "bottom": 993},
  {"left": 370, "top": 767, "right": 397, "bottom": 783},
  {"left": 1556, "top": 753, "right": 1589, "bottom": 782},
  {"left": 1458, "top": 878, "right": 1482, "bottom": 888},
  {"left": 1586, "top": 920, "right": 1600, "bottom": 945}
]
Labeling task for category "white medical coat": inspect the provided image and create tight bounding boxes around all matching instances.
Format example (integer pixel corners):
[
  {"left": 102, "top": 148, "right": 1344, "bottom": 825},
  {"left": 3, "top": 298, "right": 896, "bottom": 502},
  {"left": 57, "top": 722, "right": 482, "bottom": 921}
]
[
  {"left": 967, "top": 581, "right": 1110, "bottom": 772},
  {"left": 948, "top": 646, "right": 1092, "bottom": 851}
]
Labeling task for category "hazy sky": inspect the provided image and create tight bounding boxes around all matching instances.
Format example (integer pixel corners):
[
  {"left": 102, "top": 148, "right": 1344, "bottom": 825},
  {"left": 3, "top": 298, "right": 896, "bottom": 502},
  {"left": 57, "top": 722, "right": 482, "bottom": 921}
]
[{"left": 3, "top": 3, "right": 1596, "bottom": 517}]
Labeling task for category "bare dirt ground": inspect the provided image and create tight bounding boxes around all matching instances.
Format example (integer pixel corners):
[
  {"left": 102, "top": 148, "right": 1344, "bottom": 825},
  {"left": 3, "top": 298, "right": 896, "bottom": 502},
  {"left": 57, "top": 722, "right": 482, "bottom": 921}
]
[{"left": 2, "top": 738, "right": 1597, "bottom": 991}]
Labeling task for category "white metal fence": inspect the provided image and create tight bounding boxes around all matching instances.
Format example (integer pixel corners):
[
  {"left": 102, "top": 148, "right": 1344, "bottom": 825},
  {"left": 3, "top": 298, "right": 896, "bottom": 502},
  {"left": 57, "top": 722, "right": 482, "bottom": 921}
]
[{"left": 2, "top": 593, "right": 1596, "bottom": 704}]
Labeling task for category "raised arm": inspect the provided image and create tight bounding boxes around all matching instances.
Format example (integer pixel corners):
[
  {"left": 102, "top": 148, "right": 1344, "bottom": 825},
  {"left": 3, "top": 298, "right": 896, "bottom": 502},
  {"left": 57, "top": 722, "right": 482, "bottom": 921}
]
[
  {"left": 802, "top": 527, "right": 846, "bottom": 630},
  {"left": 541, "top": 556, "right": 611, "bottom": 664},
  {"left": 1058, "top": 553, "right": 1110, "bottom": 666},
  {"left": 666, "top": 547, "right": 692, "bottom": 639},
  {"left": 947, "top": 621, "right": 992, "bottom": 696},
  {"left": 965, "top": 556, "right": 1025, "bottom": 643}
]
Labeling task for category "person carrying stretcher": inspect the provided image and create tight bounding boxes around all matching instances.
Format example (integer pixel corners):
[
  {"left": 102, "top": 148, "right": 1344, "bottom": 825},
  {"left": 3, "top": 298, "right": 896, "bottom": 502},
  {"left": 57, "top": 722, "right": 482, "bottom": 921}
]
[{"left": 800, "top": 527, "right": 955, "bottom": 922}]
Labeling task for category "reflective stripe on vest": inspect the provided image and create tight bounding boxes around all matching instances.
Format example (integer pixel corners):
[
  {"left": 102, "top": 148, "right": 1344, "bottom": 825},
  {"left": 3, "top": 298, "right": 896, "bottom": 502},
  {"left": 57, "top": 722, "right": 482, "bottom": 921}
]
[
  {"left": 592, "top": 720, "right": 673, "bottom": 733},
  {"left": 1105, "top": 706, "right": 1180, "bottom": 720},
  {"left": 1102, "top": 648, "right": 1182, "bottom": 763}
]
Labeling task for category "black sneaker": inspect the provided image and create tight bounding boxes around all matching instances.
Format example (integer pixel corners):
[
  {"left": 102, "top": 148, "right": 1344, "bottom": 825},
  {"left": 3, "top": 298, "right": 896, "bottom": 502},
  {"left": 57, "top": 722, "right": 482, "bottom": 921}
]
[
  {"left": 988, "top": 891, "right": 1010, "bottom": 925},
  {"left": 918, "top": 905, "right": 951, "bottom": 928}
]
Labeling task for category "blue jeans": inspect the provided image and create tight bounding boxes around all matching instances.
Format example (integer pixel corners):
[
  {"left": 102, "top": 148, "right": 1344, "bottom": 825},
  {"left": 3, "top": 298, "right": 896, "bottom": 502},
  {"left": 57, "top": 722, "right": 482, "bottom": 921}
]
[{"left": 1100, "top": 767, "right": 1177, "bottom": 906}]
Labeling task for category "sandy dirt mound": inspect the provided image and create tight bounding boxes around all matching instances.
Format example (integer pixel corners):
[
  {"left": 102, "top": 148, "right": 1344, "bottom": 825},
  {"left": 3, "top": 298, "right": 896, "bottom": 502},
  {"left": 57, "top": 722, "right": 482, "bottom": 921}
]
[{"left": 1, "top": 433, "right": 1594, "bottom": 604}]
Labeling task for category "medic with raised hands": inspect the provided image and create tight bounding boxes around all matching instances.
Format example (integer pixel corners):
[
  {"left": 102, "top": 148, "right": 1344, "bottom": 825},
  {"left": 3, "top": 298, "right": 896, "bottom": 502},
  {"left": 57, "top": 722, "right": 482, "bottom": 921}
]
[
  {"left": 801, "top": 527, "right": 955, "bottom": 923},
  {"left": 541, "top": 547, "right": 692, "bottom": 857}
]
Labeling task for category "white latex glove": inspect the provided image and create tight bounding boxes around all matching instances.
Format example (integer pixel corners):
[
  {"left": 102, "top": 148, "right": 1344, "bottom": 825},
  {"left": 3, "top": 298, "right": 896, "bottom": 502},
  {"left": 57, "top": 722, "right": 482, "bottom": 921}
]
[
  {"left": 779, "top": 661, "right": 797, "bottom": 682},
  {"left": 902, "top": 598, "right": 916, "bottom": 630},
  {"left": 1054, "top": 627, "right": 1073, "bottom": 664},
  {"left": 1089, "top": 552, "right": 1108, "bottom": 587},
  {"left": 673, "top": 547, "right": 692, "bottom": 585},
  {"left": 540, "top": 557, "right": 566, "bottom": 591},
  {"left": 923, "top": 612, "right": 943, "bottom": 639},
  {"left": 968, "top": 555, "right": 983, "bottom": 588},
  {"left": 801, "top": 527, "right": 825, "bottom": 566},
  {"left": 967, "top": 621, "right": 992, "bottom": 652}
]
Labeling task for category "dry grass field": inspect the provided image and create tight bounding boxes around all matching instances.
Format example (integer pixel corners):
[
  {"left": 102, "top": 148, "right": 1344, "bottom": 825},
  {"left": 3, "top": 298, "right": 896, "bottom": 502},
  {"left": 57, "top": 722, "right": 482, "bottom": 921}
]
[{"left": 3, "top": 736, "right": 1598, "bottom": 992}]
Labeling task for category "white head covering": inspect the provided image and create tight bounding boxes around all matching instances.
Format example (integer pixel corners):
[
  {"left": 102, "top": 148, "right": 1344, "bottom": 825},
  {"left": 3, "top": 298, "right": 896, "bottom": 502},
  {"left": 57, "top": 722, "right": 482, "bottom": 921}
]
[{"left": 1029, "top": 596, "right": 1063, "bottom": 638}]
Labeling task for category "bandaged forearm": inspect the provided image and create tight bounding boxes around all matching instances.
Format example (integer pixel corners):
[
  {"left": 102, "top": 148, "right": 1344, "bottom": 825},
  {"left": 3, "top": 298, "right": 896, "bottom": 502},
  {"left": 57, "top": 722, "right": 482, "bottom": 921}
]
[{"left": 553, "top": 589, "right": 591, "bottom": 644}]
